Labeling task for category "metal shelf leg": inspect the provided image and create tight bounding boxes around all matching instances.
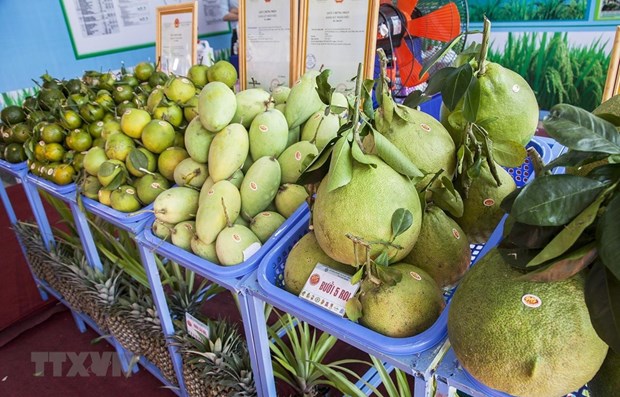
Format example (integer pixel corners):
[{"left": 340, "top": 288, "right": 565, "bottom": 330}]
[
  {"left": 20, "top": 179, "right": 55, "bottom": 251},
  {"left": 70, "top": 310, "right": 87, "bottom": 333},
  {"left": 68, "top": 202, "right": 102, "bottom": 271}
]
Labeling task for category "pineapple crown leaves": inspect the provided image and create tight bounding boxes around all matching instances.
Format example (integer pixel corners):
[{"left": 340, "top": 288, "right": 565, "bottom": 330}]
[{"left": 497, "top": 102, "right": 620, "bottom": 352}]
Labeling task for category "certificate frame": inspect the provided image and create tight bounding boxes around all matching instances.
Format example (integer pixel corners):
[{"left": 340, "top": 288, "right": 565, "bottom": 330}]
[
  {"left": 156, "top": 2, "right": 198, "bottom": 76},
  {"left": 238, "top": 0, "right": 298, "bottom": 91},
  {"left": 298, "top": 0, "right": 379, "bottom": 91},
  {"left": 603, "top": 25, "right": 620, "bottom": 101}
]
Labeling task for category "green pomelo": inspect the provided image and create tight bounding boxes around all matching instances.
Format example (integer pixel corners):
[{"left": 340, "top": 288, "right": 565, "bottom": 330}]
[
  {"left": 187, "top": 64, "right": 209, "bottom": 88},
  {"left": 313, "top": 156, "right": 422, "bottom": 265},
  {"left": 250, "top": 211, "right": 286, "bottom": 243},
  {"left": 141, "top": 120, "right": 175, "bottom": 154},
  {"left": 358, "top": 263, "right": 444, "bottom": 337},
  {"left": 456, "top": 161, "right": 516, "bottom": 244},
  {"left": 173, "top": 157, "right": 208, "bottom": 188},
  {"left": 134, "top": 172, "right": 170, "bottom": 205},
  {"left": 285, "top": 71, "right": 323, "bottom": 129},
  {"left": 110, "top": 185, "right": 142, "bottom": 213},
  {"left": 171, "top": 220, "right": 196, "bottom": 251},
  {"left": 153, "top": 103, "right": 184, "bottom": 127},
  {"left": 275, "top": 183, "right": 308, "bottom": 218},
  {"left": 98, "top": 189, "right": 112, "bottom": 206},
  {"left": 126, "top": 147, "right": 156, "bottom": 177},
  {"left": 440, "top": 62, "right": 539, "bottom": 147},
  {"left": 448, "top": 249, "right": 608, "bottom": 397},
  {"left": 183, "top": 95, "right": 199, "bottom": 122},
  {"left": 83, "top": 146, "right": 108, "bottom": 176},
  {"left": 215, "top": 225, "right": 261, "bottom": 266},
  {"left": 277, "top": 141, "right": 318, "bottom": 184},
  {"left": 152, "top": 219, "right": 174, "bottom": 241},
  {"left": 104, "top": 132, "right": 135, "bottom": 161},
  {"left": 81, "top": 175, "right": 101, "bottom": 200},
  {"left": 283, "top": 231, "right": 352, "bottom": 296},
  {"left": 272, "top": 86, "right": 290, "bottom": 105},
  {"left": 158, "top": 146, "right": 189, "bottom": 181},
  {"left": 101, "top": 119, "right": 122, "bottom": 140},
  {"left": 164, "top": 77, "right": 195, "bottom": 104},
  {"left": 208, "top": 123, "right": 249, "bottom": 182},
  {"left": 403, "top": 205, "right": 471, "bottom": 288},
  {"left": 190, "top": 236, "right": 220, "bottom": 264},
  {"left": 184, "top": 117, "right": 216, "bottom": 163},
  {"left": 301, "top": 110, "right": 340, "bottom": 151},
  {"left": 198, "top": 81, "right": 237, "bottom": 133},
  {"left": 232, "top": 88, "right": 272, "bottom": 128},
  {"left": 153, "top": 186, "right": 199, "bottom": 224},
  {"left": 249, "top": 109, "right": 288, "bottom": 160},
  {"left": 588, "top": 348, "right": 620, "bottom": 396},
  {"left": 240, "top": 156, "right": 281, "bottom": 219},
  {"left": 206, "top": 60, "right": 237, "bottom": 88},
  {"left": 97, "top": 159, "right": 126, "bottom": 187},
  {"left": 120, "top": 108, "right": 151, "bottom": 139},
  {"left": 195, "top": 180, "right": 241, "bottom": 244}
]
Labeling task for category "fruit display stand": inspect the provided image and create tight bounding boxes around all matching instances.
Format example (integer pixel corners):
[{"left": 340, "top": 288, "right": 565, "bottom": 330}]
[
  {"left": 80, "top": 195, "right": 152, "bottom": 234},
  {"left": 240, "top": 136, "right": 557, "bottom": 397},
  {"left": 134, "top": 204, "right": 311, "bottom": 397}
]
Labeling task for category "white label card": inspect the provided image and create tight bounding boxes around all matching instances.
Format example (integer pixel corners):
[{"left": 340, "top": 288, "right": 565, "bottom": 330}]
[
  {"left": 299, "top": 263, "right": 360, "bottom": 317},
  {"left": 185, "top": 312, "right": 209, "bottom": 341}
]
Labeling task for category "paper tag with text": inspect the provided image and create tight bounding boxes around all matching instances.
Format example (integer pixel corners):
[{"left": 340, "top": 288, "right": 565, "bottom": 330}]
[
  {"left": 185, "top": 312, "right": 210, "bottom": 341},
  {"left": 299, "top": 263, "right": 360, "bottom": 317}
]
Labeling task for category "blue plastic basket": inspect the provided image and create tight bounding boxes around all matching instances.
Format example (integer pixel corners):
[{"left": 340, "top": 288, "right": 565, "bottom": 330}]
[
  {"left": 81, "top": 196, "right": 152, "bottom": 234},
  {"left": 0, "top": 159, "right": 28, "bottom": 176},
  {"left": 25, "top": 173, "right": 77, "bottom": 197},
  {"left": 140, "top": 203, "right": 310, "bottom": 281}
]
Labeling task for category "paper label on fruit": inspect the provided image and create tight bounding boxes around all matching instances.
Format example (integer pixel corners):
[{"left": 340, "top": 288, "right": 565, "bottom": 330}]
[
  {"left": 521, "top": 294, "right": 542, "bottom": 308},
  {"left": 299, "top": 263, "right": 360, "bottom": 317},
  {"left": 185, "top": 312, "right": 209, "bottom": 341},
  {"left": 242, "top": 242, "right": 261, "bottom": 261}
]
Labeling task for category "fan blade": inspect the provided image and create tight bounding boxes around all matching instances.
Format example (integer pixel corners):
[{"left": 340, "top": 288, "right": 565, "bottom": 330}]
[
  {"left": 408, "top": 3, "right": 461, "bottom": 42},
  {"left": 395, "top": 43, "right": 428, "bottom": 87},
  {"left": 397, "top": 0, "right": 419, "bottom": 20}
]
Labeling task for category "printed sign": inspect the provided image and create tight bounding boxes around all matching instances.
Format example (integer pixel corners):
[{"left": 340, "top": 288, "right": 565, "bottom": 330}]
[
  {"left": 186, "top": 312, "right": 210, "bottom": 340},
  {"left": 299, "top": 263, "right": 360, "bottom": 317}
]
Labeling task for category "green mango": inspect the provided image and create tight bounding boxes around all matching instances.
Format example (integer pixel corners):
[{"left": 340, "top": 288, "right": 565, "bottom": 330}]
[
  {"left": 208, "top": 123, "right": 249, "bottom": 182},
  {"left": 240, "top": 156, "right": 281, "bottom": 219},
  {"left": 184, "top": 117, "right": 216, "bottom": 163},
  {"left": 195, "top": 180, "right": 241, "bottom": 244},
  {"left": 301, "top": 110, "right": 339, "bottom": 151},
  {"left": 272, "top": 86, "right": 291, "bottom": 105},
  {"left": 232, "top": 88, "right": 272, "bottom": 128},
  {"left": 171, "top": 220, "right": 195, "bottom": 251},
  {"left": 277, "top": 141, "right": 318, "bottom": 184},
  {"left": 198, "top": 81, "right": 237, "bottom": 132},
  {"left": 249, "top": 109, "right": 288, "bottom": 160},
  {"left": 250, "top": 211, "right": 286, "bottom": 243},
  {"left": 285, "top": 71, "right": 323, "bottom": 129},
  {"left": 215, "top": 225, "right": 261, "bottom": 265},
  {"left": 153, "top": 186, "right": 199, "bottom": 224},
  {"left": 275, "top": 183, "right": 309, "bottom": 218},
  {"left": 190, "top": 236, "right": 219, "bottom": 264}
]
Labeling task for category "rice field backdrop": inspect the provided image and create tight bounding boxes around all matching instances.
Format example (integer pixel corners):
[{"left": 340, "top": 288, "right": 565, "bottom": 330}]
[
  {"left": 0, "top": 87, "right": 39, "bottom": 109},
  {"left": 488, "top": 31, "right": 610, "bottom": 111},
  {"left": 469, "top": 0, "right": 588, "bottom": 22}
]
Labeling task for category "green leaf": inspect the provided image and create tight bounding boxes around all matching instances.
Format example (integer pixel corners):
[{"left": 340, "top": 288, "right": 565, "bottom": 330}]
[
  {"left": 391, "top": 208, "right": 413, "bottom": 239},
  {"left": 510, "top": 175, "right": 606, "bottom": 226},
  {"left": 584, "top": 261, "right": 620, "bottom": 353},
  {"left": 344, "top": 296, "right": 362, "bottom": 323},
  {"left": 351, "top": 141, "right": 377, "bottom": 168},
  {"left": 497, "top": 242, "right": 541, "bottom": 269},
  {"left": 442, "top": 63, "right": 474, "bottom": 112},
  {"left": 372, "top": 131, "right": 424, "bottom": 178},
  {"left": 370, "top": 356, "right": 399, "bottom": 397},
  {"left": 402, "top": 90, "right": 430, "bottom": 109},
  {"left": 543, "top": 150, "right": 608, "bottom": 172},
  {"left": 297, "top": 137, "right": 338, "bottom": 185},
  {"left": 597, "top": 193, "right": 620, "bottom": 280},
  {"left": 520, "top": 243, "right": 597, "bottom": 282},
  {"left": 128, "top": 149, "right": 148, "bottom": 171},
  {"left": 419, "top": 32, "right": 467, "bottom": 77},
  {"left": 424, "top": 67, "right": 456, "bottom": 96},
  {"left": 373, "top": 251, "right": 390, "bottom": 267},
  {"left": 462, "top": 76, "right": 480, "bottom": 123},
  {"left": 102, "top": 172, "right": 125, "bottom": 191},
  {"left": 543, "top": 104, "right": 620, "bottom": 154},
  {"left": 362, "top": 79, "right": 375, "bottom": 119},
  {"left": 587, "top": 163, "right": 620, "bottom": 185},
  {"left": 375, "top": 265, "right": 402, "bottom": 286},
  {"left": 98, "top": 161, "right": 116, "bottom": 177},
  {"left": 350, "top": 267, "right": 364, "bottom": 285},
  {"left": 526, "top": 193, "right": 606, "bottom": 267},
  {"left": 316, "top": 69, "right": 334, "bottom": 106},
  {"left": 501, "top": 220, "right": 563, "bottom": 250},
  {"left": 430, "top": 176, "right": 464, "bottom": 218},
  {"left": 394, "top": 104, "right": 412, "bottom": 123},
  {"left": 326, "top": 136, "right": 353, "bottom": 192},
  {"left": 492, "top": 139, "right": 527, "bottom": 168}
]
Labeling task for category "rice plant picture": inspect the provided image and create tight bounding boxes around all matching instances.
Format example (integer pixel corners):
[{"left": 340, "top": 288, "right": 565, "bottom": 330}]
[
  {"left": 488, "top": 32, "right": 610, "bottom": 111},
  {"left": 469, "top": 0, "right": 588, "bottom": 22}
]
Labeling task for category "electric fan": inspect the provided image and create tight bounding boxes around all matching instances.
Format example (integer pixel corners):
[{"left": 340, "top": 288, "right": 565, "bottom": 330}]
[{"left": 376, "top": 0, "right": 469, "bottom": 91}]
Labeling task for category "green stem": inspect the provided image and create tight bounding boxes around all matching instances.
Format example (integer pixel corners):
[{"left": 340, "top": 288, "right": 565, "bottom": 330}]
[
  {"left": 351, "top": 63, "right": 365, "bottom": 152},
  {"left": 477, "top": 17, "right": 492, "bottom": 76}
]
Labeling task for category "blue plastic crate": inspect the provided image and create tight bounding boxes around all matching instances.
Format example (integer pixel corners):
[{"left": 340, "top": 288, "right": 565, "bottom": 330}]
[
  {"left": 25, "top": 173, "right": 77, "bottom": 197},
  {"left": 140, "top": 203, "right": 310, "bottom": 281},
  {"left": 0, "top": 159, "right": 28, "bottom": 176},
  {"left": 81, "top": 196, "right": 152, "bottom": 234}
]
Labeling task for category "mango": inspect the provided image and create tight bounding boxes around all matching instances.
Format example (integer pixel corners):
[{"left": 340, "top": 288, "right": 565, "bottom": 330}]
[
  {"left": 232, "top": 88, "right": 271, "bottom": 128},
  {"left": 190, "top": 236, "right": 219, "bottom": 264},
  {"left": 215, "top": 225, "right": 262, "bottom": 265},
  {"left": 199, "top": 176, "right": 215, "bottom": 204},
  {"left": 152, "top": 219, "right": 174, "bottom": 241},
  {"left": 250, "top": 211, "right": 286, "bottom": 243},
  {"left": 171, "top": 220, "right": 195, "bottom": 251},
  {"left": 198, "top": 81, "right": 237, "bottom": 132},
  {"left": 277, "top": 141, "right": 318, "bottom": 184},
  {"left": 240, "top": 156, "right": 281, "bottom": 219},
  {"left": 275, "top": 183, "right": 309, "bottom": 218},
  {"left": 272, "top": 86, "right": 291, "bottom": 105},
  {"left": 208, "top": 123, "right": 249, "bottom": 182},
  {"left": 184, "top": 117, "right": 216, "bottom": 163},
  {"left": 249, "top": 109, "right": 288, "bottom": 160},
  {"left": 173, "top": 157, "right": 208, "bottom": 188},
  {"left": 301, "top": 110, "right": 339, "bottom": 151},
  {"left": 153, "top": 186, "right": 199, "bottom": 224},
  {"left": 195, "top": 180, "right": 241, "bottom": 244},
  {"left": 285, "top": 71, "right": 323, "bottom": 129}
]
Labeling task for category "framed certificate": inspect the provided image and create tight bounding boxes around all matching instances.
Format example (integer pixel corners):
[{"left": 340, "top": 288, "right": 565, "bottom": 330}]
[
  {"left": 156, "top": 2, "right": 198, "bottom": 76},
  {"left": 238, "top": 0, "right": 298, "bottom": 91},
  {"left": 298, "top": 0, "right": 379, "bottom": 93}
]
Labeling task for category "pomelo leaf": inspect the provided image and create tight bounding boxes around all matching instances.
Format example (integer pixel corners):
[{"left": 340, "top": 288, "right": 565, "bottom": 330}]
[
  {"left": 497, "top": 241, "right": 541, "bottom": 269},
  {"left": 297, "top": 136, "right": 339, "bottom": 185},
  {"left": 430, "top": 176, "right": 464, "bottom": 218},
  {"left": 598, "top": 193, "right": 620, "bottom": 280},
  {"left": 325, "top": 136, "right": 353, "bottom": 192},
  {"left": 510, "top": 175, "right": 606, "bottom": 226},
  {"left": 543, "top": 150, "right": 608, "bottom": 172},
  {"left": 442, "top": 63, "right": 473, "bottom": 112},
  {"left": 102, "top": 172, "right": 125, "bottom": 191},
  {"left": 585, "top": 261, "right": 620, "bottom": 353},
  {"left": 462, "top": 76, "right": 480, "bottom": 123},
  {"left": 128, "top": 149, "right": 148, "bottom": 171},
  {"left": 98, "top": 161, "right": 116, "bottom": 177},
  {"left": 391, "top": 208, "right": 413, "bottom": 239},
  {"left": 362, "top": 79, "right": 375, "bottom": 119},
  {"left": 373, "top": 251, "right": 390, "bottom": 267},
  {"left": 420, "top": 32, "right": 467, "bottom": 78},
  {"left": 492, "top": 139, "right": 527, "bottom": 168},
  {"left": 500, "top": 187, "right": 523, "bottom": 212},
  {"left": 344, "top": 296, "right": 362, "bottom": 323},
  {"left": 543, "top": 104, "right": 620, "bottom": 154},
  {"left": 351, "top": 141, "right": 376, "bottom": 168},
  {"left": 394, "top": 104, "right": 413, "bottom": 123},
  {"left": 501, "top": 220, "right": 563, "bottom": 250},
  {"left": 520, "top": 243, "right": 597, "bottom": 282},
  {"left": 402, "top": 90, "right": 430, "bottom": 110},
  {"left": 350, "top": 267, "right": 364, "bottom": 286},
  {"left": 375, "top": 265, "right": 402, "bottom": 286},
  {"left": 586, "top": 163, "right": 620, "bottom": 184},
  {"left": 609, "top": 154, "right": 620, "bottom": 164},
  {"left": 526, "top": 193, "right": 606, "bottom": 267},
  {"left": 372, "top": 131, "right": 424, "bottom": 178},
  {"left": 315, "top": 69, "right": 334, "bottom": 106},
  {"left": 424, "top": 67, "right": 455, "bottom": 96}
]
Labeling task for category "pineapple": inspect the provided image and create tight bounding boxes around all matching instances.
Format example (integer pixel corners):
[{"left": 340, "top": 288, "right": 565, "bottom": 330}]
[
  {"left": 81, "top": 260, "right": 123, "bottom": 332},
  {"left": 107, "top": 279, "right": 146, "bottom": 356},
  {"left": 54, "top": 247, "right": 91, "bottom": 313},
  {"left": 13, "top": 221, "right": 57, "bottom": 285}
]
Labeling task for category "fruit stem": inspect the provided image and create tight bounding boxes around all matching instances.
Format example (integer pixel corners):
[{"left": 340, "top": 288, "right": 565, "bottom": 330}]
[
  {"left": 351, "top": 63, "right": 365, "bottom": 152},
  {"left": 477, "top": 17, "right": 492, "bottom": 76},
  {"left": 220, "top": 197, "right": 232, "bottom": 227}
]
